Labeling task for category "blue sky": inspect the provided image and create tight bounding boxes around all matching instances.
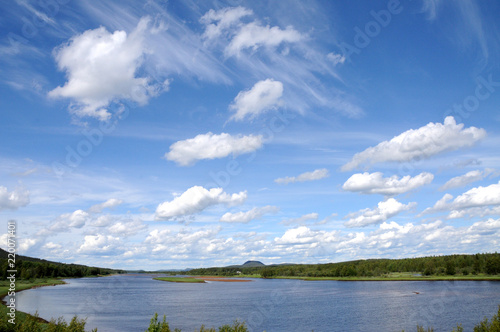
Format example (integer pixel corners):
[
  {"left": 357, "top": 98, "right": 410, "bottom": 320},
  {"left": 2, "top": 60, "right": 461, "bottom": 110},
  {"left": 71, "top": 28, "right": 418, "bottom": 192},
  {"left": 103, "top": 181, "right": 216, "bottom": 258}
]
[{"left": 1, "top": 0, "right": 500, "bottom": 270}]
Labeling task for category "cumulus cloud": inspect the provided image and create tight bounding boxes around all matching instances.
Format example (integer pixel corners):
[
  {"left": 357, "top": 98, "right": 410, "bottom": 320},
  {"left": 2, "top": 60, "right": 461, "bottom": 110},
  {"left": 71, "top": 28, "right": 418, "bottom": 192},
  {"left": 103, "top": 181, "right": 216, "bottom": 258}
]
[
  {"left": 439, "top": 168, "right": 498, "bottom": 191},
  {"left": 220, "top": 205, "right": 279, "bottom": 223},
  {"left": 145, "top": 227, "right": 223, "bottom": 255},
  {"left": 42, "top": 210, "right": 91, "bottom": 235},
  {"left": 344, "top": 198, "right": 416, "bottom": 228},
  {"left": 225, "top": 21, "right": 304, "bottom": 57},
  {"left": 165, "top": 132, "right": 263, "bottom": 166},
  {"left": 0, "top": 186, "right": 29, "bottom": 211},
  {"left": 108, "top": 219, "right": 147, "bottom": 237},
  {"left": 201, "top": 7, "right": 304, "bottom": 57},
  {"left": 342, "top": 172, "right": 434, "bottom": 196},
  {"left": 275, "top": 226, "right": 339, "bottom": 245},
  {"left": 423, "top": 181, "right": 500, "bottom": 218},
  {"left": 200, "top": 6, "right": 252, "bottom": 41},
  {"left": 19, "top": 238, "right": 37, "bottom": 252},
  {"left": 342, "top": 116, "right": 486, "bottom": 171},
  {"left": 43, "top": 242, "right": 62, "bottom": 250},
  {"left": 49, "top": 17, "right": 168, "bottom": 121},
  {"left": 327, "top": 52, "right": 346, "bottom": 65},
  {"left": 156, "top": 186, "right": 247, "bottom": 220},
  {"left": 229, "top": 79, "right": 284, "bottom": 122},
  {"left": 275, "top": 169, "right": 330, "bottom": 185},
  {"left": 88, "top": 198, "right": 123, "bottom": 213},
  {"left": 450, "top": 181, "right": 500, "bottom": 209},
  {"left": 78, "top": 234, "right": 121, "bottom": 254},
  {"left": 281, "top": 213, "right": 319, "bottom": 225}
]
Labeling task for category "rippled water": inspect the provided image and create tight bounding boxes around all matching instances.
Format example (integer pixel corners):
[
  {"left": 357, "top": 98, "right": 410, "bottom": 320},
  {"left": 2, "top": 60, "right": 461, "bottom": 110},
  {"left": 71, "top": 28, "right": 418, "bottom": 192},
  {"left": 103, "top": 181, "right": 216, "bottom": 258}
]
[{"left": 15, "top": 274, "right": 500, "bottom": 332}]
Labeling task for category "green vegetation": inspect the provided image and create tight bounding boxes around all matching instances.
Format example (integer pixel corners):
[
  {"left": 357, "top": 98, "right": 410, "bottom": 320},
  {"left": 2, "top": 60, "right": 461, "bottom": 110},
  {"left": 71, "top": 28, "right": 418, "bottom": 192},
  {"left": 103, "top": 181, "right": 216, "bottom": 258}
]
[
  {"left": 0, "top": 249, "right": 123, "bottom": 331},
  {"left": 1, "top": 306, "right": 498, "bottom": 332},
  {"left": 0, "top": 310, "right": 95, "bottom": 332},
  {"left": 0, "top": 248, "right": 125, "bottom": 280},
  {"left": 0, "top": 278, "right": 66, "bottom": 297},
  {"left": 154, "top": 277, "right": 205, "bottom": 283},
  {"left": 188, "top": 253, "right": 500, "bottom": 280},
  {"left": 145, "top": 313, "right": 248, "bottom": 332}
]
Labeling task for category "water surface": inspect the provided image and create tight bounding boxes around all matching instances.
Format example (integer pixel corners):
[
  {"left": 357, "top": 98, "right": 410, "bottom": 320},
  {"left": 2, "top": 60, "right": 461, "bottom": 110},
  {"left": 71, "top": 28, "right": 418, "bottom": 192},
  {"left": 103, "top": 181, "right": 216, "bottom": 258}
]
[{"left": 15, "top": 274, "right": 500, "bottom": 332}]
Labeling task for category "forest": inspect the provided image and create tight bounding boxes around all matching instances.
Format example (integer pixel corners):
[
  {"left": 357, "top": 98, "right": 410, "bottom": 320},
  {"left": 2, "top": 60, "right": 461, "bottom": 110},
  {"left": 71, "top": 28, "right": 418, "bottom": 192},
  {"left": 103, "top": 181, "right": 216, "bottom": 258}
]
[
  {"left": 187, "top": 253, "right": 500, "bottom": 278},
  {"left": 0, "top": 248, "right": 124, "bottom": 280}
]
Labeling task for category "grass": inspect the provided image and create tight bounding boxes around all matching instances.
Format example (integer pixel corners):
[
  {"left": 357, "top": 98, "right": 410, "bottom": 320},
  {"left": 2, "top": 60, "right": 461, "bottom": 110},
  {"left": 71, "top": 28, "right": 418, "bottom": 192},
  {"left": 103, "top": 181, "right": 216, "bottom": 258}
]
[
  {"left": 0, "top": 278, "right": 67, "bottom": 299},
  {"left": 0, "top": 278, "right": 68, "bottom": 328},
  {"left": 154, "top": 277, "right": 206, "bottom": 283}
]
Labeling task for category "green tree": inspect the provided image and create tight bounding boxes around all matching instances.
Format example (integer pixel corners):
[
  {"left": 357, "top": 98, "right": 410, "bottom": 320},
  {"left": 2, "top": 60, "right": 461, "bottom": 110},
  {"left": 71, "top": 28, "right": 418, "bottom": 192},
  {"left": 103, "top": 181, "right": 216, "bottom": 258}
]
[{"left": 260, "top": 268, "right": 275, "bottom": 278}]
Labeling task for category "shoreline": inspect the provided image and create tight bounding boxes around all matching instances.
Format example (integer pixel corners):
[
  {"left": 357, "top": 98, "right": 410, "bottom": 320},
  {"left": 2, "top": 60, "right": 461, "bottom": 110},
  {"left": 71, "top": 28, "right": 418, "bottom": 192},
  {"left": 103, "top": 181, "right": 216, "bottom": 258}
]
[
  {"left": 0, "top": 278, "right": 68, "bottom": 324},
  {"left": 184, "top": 274, "right": 500, "bottom": 282}
]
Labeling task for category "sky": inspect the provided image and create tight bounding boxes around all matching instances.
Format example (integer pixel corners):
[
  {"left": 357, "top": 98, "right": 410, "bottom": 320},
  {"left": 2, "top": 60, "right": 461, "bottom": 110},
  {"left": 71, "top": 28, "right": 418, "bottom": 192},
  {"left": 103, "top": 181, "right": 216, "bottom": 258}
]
[{"left": 0, "top": 0, "right": 500, "bottom": 270}]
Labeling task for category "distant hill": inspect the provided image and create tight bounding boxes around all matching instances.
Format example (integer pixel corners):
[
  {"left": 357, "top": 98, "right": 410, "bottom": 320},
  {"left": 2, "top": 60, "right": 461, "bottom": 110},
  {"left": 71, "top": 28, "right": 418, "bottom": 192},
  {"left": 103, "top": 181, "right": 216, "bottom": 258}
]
[
  {"left": 241, "top": 260, "right": 265, "bottom": 267},
  {"left": 225, "top": 260, "right": 265, "bottom": 268}
]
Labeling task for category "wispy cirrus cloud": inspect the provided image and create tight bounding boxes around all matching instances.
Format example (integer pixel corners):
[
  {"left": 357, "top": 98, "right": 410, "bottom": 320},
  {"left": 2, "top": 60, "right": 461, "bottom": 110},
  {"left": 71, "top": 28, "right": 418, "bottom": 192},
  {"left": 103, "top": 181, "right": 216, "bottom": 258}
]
[{"left": 421, "top": 0, "right": 488, "bottom": 61}]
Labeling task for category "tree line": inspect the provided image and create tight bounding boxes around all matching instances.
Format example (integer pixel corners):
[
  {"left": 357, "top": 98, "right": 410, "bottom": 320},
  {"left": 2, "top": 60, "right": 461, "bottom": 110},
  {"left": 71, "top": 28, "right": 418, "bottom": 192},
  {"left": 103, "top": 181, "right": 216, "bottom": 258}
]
[
  {"left": 0, "top": 249, "right": 124, "bottom": 280},
  {"left": 187, "top": 253, "right": 500, "bottom": 278}
]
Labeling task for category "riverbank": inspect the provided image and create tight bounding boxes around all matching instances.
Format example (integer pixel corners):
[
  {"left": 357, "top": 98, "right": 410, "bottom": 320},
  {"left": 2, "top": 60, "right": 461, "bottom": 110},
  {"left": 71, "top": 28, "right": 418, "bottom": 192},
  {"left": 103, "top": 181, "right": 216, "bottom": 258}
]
[
  {"left": 154, "top": 276, "right": 253, "bottom": 283},
  {"left": 215, "top": 271, "right": 499, "bottom": 281},
  {"left": 274, "top": 274, "right": 500, "bottom": 281},
  {"left": 0, "top": 278, "right": 67, "bottom": 325}
]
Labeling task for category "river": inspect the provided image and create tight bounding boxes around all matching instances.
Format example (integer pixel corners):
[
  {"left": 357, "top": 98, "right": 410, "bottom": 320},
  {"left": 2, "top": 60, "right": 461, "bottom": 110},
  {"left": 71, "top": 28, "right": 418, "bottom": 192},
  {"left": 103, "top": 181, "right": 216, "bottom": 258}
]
[{"left": 15, "top": 274, "right": 500, "bottom": 332}]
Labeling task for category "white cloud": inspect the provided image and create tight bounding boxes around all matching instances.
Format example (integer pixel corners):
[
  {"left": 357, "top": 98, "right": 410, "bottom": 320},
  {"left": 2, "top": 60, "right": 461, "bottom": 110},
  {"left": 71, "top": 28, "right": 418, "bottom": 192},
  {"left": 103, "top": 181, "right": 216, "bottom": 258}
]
[
  {"left": 327, "top": 52, "right": 346, "bottom": 65},
  {"left": 220, "top": 205, "right": 279, "bottom": 223},
  {"left": 78, "top": 234, "right": 121, "bottom": 254},
  {"left": 451, "top": 181, "right": 500, "bottom": 209},
  {"left": 229, "top": 79, "right": 284, "bottom": 122},
  {"left": 197, "top": 5, "right": 363, "bottom": 119},
  {"left": 88, "top": 198, "right": 123, "bottom": 213},
  {"left": 108, "top": 219, "right": 147, "bottom": 237},
  {"left": 0, "top": 186, "right": 29, "bottom": 211},
  {"left": 145, "top": 227, "right": 223, "bottom": 256},
  {"left": 342, "top": 172, "right": 434, "bottom": 196},
  {"left": 45, "top": 210, "right": 91, "bottom": 233},
  {"left": 423, "top": 181, "right": 500, "bottom": 218},
  {"left": 344, "top": 198, "right": 416, "bottom": 228},
  {"left": 200, "top": 6, "right": 304, "bottom": 57},
  {"left": 226, "top": 22, "right": 303, "bottom": 57},
  {"left": 19, "top": 238, "right": 37, "bottom": 252},
  {"left": 275, "top": 168, "right": 330, "bottom": 185},
  {"left": 275, "top": 226, "right": 338, "bottom": 245},
  {"left": 200, "top": 7, "right": 253, "bottom": 41},
  {"left": 156, "top": 186, "right": 247, "bottom": 220},
  {"left": 342, "top": 116, "right": 486, "bottom": 171},
  {"left": 48, "top": 17, "right": 168, "bottom": 121},
  {"left": 165, "top": 132, "right": 263, "bottom": 166},
  {"left": 43, "top": 242, "right": 62, "bottom": 250},
  {"left": 439, "top": 168, "right": 497, "bottom": 191},
  {"left": 281, "top": 213, "right": 319, "bottom": 225}
]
